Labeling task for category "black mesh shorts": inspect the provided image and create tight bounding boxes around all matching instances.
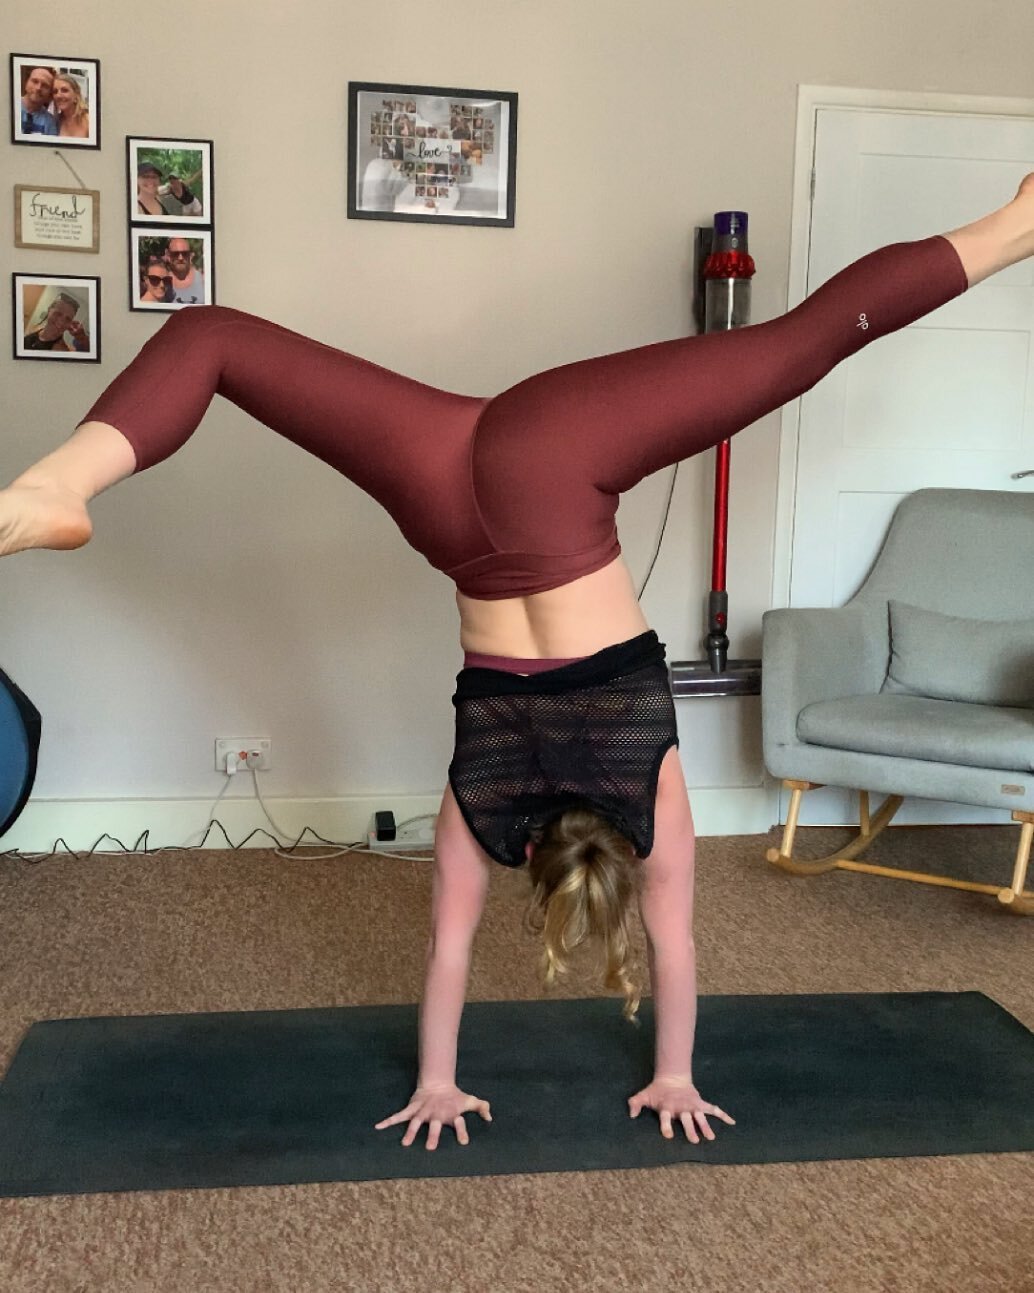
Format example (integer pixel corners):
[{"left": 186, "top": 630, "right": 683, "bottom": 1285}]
[{"left": 448, "top": 631, "right": 679, "bottom": 868}]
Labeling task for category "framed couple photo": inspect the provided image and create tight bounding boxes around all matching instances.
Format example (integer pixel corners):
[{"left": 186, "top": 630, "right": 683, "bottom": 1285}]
[
  {"left": 128, "top": 136, "right": 214, "bottom": 225},
  {"left": 10, "top": 53, "right": 99, "bottom": 148},
  {"left": 13, "top": 273, "right": 100, "bottom": 362},
  {"left": 127, "top": 136, "right": 215, "bottom": 313},
  {"left": 129, "top": 230, "right": 213, "bottom": 312},
  {"left": 347, "top": 81, "right": 517, "bottom": 227}
]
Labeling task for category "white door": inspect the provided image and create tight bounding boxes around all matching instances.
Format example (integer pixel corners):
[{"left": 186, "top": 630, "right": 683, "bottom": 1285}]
[{"left": 788, "top": 105, "right": 1034, "bottom": 825}]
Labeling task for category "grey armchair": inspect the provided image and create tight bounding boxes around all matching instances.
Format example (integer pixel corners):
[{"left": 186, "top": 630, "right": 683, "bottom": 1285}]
[{"left": 762, "top": 488, "right": 1034, "bottom": 912}]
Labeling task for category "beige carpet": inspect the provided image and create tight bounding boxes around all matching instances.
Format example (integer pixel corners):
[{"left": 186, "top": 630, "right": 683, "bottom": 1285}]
[{"left": 0, "top": 824, "right": 1030, "bottom": 1293}]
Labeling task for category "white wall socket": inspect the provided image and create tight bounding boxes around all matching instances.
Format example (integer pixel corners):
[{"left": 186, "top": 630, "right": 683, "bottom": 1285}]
[{"left": 215, "top": 738, "right": 272, "bottom": 771}]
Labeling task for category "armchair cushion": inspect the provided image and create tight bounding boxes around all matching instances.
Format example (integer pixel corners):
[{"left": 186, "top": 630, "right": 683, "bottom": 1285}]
[
  {"left": 798, "top": 694, "right": 1034, "bottom": 774},
  {"left": 883, "top": 601, "right": 1034, "bottom": 709},
  {"left": 761, "top": 602, "right": 890, "bottom": 757}
]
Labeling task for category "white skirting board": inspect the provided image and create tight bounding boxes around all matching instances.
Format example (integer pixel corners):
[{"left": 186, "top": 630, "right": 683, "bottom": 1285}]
[{"left": 1, "top": 787, "right": 778, "bottom": 855}]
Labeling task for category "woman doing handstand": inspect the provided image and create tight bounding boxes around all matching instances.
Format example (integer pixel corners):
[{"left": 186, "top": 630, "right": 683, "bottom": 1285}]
[{"left": 2, "top": 176, "right": 1032, "bottom": 1151}]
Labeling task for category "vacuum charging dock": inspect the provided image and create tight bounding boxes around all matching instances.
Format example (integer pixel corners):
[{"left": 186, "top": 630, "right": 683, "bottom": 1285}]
[{"left": 669, "top": 659, "right": 762, "bottom": 698}]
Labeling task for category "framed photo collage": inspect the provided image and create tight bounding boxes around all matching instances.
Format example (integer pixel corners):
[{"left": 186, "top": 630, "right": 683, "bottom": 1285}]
[{"left": 10, "top": 51, "right": 216, "bottom": 361}]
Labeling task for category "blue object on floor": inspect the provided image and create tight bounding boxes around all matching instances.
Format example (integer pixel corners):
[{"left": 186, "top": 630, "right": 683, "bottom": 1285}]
[{"left": 0, "top": 666, "right": 41, "bottom": 839}]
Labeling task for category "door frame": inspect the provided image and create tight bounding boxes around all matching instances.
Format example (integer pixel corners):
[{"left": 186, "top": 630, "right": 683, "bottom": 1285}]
[
  {"left": 770, "top": 84, "right": 1034, "bottom": 614},
  {"left": 769, "top": 84, "right": 1034, "bottom": 826}
]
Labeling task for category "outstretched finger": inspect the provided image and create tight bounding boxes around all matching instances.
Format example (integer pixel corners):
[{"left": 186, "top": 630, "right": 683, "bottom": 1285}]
[
  {"left": 679, "top": 1112, "right": 700, "bottom": 1144},
  {"left": 426, "top": 1119, "right": 443, "bottom": 1151},
  {"left": 454, "top": 1116, "right": 469, "bottom": 1146},
  {"left": 659, "top": 1109, "right": 675, "bottom": 1140},
  {"left": 707, "top": 1105, "right": 736, "bottom": 1126},
  {"left": 375, "top": 1105, "right": 415, "bottom": 1130},
  {"left": 473, "top": 1100, "right": 492, "bottom": 1123},
  {"left": 693, "top": 1110, "right": 715, "bottom": 1142},
  {"left": 401, "top": 1115, "right": 425, "bottom": 1148}
]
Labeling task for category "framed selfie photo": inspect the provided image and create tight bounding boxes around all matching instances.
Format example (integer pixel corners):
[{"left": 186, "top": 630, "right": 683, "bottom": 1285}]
[
  {"left": 13, "top": 273, "right": 100, "bottom": 362},
  {"left": 129, "top": 228, "right": 213, "bottom": 312},
  {"left": 128, "top": 136, "right": 214, "bottom": 226},
  {"left": 10, "top": 54, "right": 100, "bottom": 148},
  {"left": 14, "top": 185, "right": 100, "bottom": 253},
  {"left": 347, "top": 81, "right": 517, "bottom": 227}
]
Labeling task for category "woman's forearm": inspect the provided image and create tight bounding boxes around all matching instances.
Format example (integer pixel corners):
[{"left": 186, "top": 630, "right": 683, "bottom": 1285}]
[
  {"left": 647, "top": 935, "right": 698, "bottom": 1082},
  {"left": 638, "top": 758, "right": 699, "bottom": 1085},
  {"left": 417, "top": 941, "right": 473, "bottom": 1087},
  {"left": 417, "top": 786, "right": 491, "bottom": 1089}
]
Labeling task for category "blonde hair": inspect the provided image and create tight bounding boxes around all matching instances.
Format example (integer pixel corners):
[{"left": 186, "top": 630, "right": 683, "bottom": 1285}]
[
  {"left": 524, "top": 806, "right": 642, "bottom": 1020},
  {"left": 53, "top": 75, "right": 88, "bottom": 125}
]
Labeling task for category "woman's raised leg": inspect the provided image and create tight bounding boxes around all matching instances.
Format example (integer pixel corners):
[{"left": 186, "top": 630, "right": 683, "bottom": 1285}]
[{"left": 475, "top": 173, "right": 1034, "bottom": 499}]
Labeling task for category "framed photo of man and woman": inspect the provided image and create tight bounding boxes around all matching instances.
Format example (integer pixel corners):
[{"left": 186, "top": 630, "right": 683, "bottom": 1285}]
[
  {"left": 127, "top": 136, "right": 215, "bottom": 312},
  {"left": 347, "top": 81, "right": 517, "bottom": 227},
  {"left": 129, "top": 229, "right": 213, "bottom": 312},
  {"left": 128, "top": 137, "right": 213, "bottom": 225},
  {"left": 10, "top": 54, "right": 99, "bottom": 148}
]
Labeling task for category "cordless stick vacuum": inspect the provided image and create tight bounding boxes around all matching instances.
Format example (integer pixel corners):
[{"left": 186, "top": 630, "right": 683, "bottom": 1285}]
[{"left": 669, "top": 210, "right": 762, "bottom": 699}]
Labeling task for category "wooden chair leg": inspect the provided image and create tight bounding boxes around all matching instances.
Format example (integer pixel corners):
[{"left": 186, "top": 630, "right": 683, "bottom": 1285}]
[
  {"left": 767, "top": 784, "right": 904, "bottom": 876},
  {"left": 765, "top": 785, "right": 1034, "bottom": 912},
  {"left": 826, "top": 793, "right": 904, "bottom": 863},
  {"left": 997, "top": 812, "right": 1034, "bottom": 915},
  {"left": 766, "top": 780, "right": 834, "bottom": 875}
]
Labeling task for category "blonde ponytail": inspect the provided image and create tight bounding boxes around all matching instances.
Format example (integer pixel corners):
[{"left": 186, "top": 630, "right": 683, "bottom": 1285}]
[{"left": 524, "top": 807, "right": 642, "bottom": 1020}]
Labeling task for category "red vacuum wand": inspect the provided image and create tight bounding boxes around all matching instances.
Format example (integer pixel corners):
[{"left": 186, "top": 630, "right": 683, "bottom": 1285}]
[{"left": 702, "top": 211, "right": 755, "bottom": 674}]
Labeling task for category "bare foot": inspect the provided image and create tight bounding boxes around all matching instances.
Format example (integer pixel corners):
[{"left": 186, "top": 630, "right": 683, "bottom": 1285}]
[
  {"left": 945, "top": 172, "right": 1034, "bottom": 285},
  {"left": 1003, "top": 171, "right": 1034, "bottom": 262},
  {"left": 0, "top": 484, "right": 93, "bottom": 557}
]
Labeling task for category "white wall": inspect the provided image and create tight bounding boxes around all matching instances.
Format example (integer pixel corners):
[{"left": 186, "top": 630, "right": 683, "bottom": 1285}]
[{"left": 4, "top": 1, "right": 1034, "bottom": 849}]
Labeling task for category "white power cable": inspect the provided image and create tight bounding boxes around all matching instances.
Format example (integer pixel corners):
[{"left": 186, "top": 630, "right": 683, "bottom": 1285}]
[
  {"left": 636, "top": 463, "right": 679, "bottom": 600},
  {"left": 176, "top": 771, "right": 236, "bottom": 850},
  {"left": 2, "top": 757, "right": 437, "bottom": 863},
  {"left": 243, "top": 756, "right": 436, "bottom": 862}
]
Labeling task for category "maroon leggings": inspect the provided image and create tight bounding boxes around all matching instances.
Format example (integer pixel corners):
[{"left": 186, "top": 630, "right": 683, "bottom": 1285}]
[{"left": 85, "top": 236, "right": 968, "bottom": 599}]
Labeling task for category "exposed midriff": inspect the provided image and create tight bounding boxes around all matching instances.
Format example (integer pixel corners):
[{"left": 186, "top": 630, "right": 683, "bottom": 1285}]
[{"left": 456, "top": 555, "right": 650, "bottom": 658}]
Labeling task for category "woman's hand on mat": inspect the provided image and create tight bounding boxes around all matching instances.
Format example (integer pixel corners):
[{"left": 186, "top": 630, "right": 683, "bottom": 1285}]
[
  {"left": 628, "top": 1079, "right": 735, "bottom": 1143},
  {"left": 375, "top": 1083, "right": 492, "bottom": 1150}
]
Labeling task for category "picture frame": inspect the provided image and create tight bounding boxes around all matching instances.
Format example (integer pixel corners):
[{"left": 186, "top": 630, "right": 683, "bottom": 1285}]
[
  {"left": 13, "top": 273, "right": 100, "bottom": 362},
  {"left": 347, "top": 81, "right": 517, "bottom": 227},
  {"left": 129, "top": 228, "right": 214, "bottom": 312},
  {"left": 10, "top": 54, "right": 100, "bottom": 148},
  {"left": 14, "top": 184, "right": 100, "bottom": 253},
  {"left": 128, "top": 136, "right": 214, "bottom": 226}
]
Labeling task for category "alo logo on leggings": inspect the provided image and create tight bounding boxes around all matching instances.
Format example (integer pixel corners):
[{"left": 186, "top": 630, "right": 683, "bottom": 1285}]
[{"left": 857, "top": 313, "right": 870, "bottom": 330}]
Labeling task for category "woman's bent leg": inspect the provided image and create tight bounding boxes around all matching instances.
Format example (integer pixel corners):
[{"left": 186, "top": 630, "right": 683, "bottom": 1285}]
[
  {"left": 1, "top": 305, "right": 482, "bottom": 558},
  {"left": 82, "top": 305, "right": 479, "bottom": 482}
]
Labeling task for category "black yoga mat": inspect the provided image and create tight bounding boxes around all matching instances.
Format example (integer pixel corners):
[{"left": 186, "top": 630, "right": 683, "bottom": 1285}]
[{"left": 1, "top": 992, "right": 1032, "bottom": 1198}]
